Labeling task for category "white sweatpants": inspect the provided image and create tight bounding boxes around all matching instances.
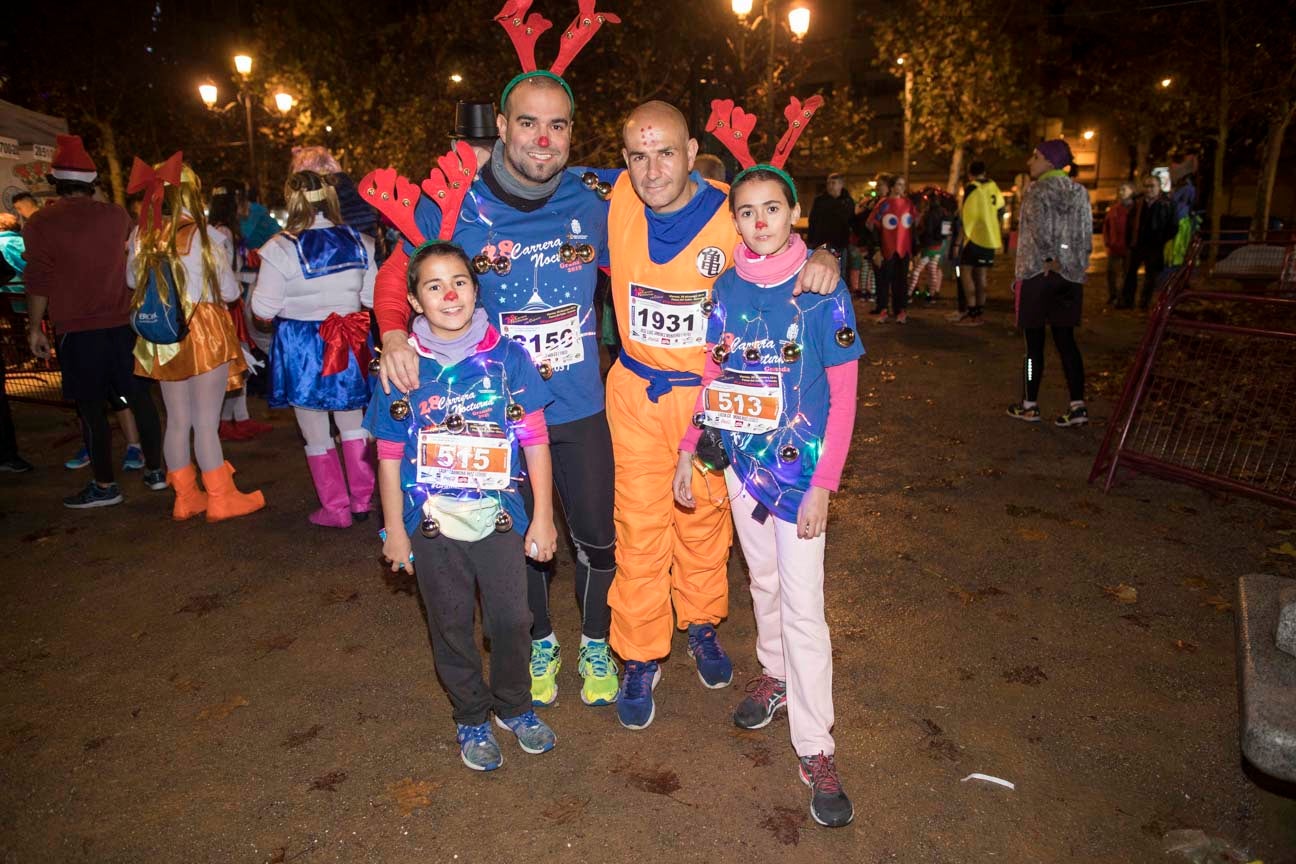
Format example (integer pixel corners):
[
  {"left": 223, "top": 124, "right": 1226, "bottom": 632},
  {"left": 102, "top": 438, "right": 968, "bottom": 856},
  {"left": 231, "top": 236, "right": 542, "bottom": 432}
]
[{"left": 725, "top": 469, "right": 835, "bottom": 756}]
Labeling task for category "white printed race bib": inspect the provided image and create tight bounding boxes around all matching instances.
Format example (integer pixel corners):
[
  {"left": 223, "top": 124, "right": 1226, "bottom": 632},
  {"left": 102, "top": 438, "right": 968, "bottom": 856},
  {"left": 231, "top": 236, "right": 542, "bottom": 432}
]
[
  {"left": 703, "top": 371, "right": 783, "bottom": 434},
  {"left": 628, "top": 283, "right": 708, "bottom": 348},
  {"left": 416, "top": 421, "right": 512, "bottom": 490},
  {"left": 499, "top": 304, "right": 584, "bottom": 369}
]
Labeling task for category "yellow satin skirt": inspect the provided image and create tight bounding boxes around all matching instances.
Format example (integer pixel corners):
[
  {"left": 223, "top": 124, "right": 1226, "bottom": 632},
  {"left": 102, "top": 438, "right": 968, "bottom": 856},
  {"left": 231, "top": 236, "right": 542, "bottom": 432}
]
[{"left": 135, "top": 302, "right": 247, "bottom": 388}]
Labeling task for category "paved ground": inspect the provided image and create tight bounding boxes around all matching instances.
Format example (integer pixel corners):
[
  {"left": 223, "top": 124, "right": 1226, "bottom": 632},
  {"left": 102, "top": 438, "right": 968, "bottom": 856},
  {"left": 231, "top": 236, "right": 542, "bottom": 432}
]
[{"left": 2, "top": 264, "right": 1294, "bottom": 863}]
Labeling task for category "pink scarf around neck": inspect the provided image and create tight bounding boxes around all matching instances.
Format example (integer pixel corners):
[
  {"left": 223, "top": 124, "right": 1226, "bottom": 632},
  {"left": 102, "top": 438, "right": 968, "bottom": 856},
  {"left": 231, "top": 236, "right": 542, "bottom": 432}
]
[{"left": 732, "top": 233, "right": 808, "bottom": 286}]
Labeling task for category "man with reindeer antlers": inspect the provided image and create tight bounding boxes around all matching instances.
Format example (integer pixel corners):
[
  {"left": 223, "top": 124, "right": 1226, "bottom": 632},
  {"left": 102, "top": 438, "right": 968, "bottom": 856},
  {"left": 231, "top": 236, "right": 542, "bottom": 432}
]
[
  {"left": 373, "top": 0, "right": 623, "bottom": 713},
  {"left": 373, "top": 0, "right": 841, "bottom": 732},
  {"left": 601, "top": 97, "right": 838, "bottom": 731}
]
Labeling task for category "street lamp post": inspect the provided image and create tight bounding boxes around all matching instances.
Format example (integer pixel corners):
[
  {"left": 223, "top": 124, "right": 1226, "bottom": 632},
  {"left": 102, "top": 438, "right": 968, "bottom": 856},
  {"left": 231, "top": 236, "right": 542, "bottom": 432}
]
[
  {"left": 897, "top": 56, "right": 912, "bottom": 183},
  {"left": 199, "top": 54, "right": 296, "bottom": 193},
  {"left": 730, "top": 0, "right": 810, "bottom": 120},
  {"left": 234, "top": 55, "right": 257, "bottom": 188}
]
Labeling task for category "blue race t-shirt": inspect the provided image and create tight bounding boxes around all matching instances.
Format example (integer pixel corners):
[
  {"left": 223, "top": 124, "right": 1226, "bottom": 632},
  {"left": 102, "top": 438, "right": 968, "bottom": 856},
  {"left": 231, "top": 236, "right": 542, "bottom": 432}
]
[
  {"left": 406, "top": 169, "right": 608, "bottom": 426},
  {"left": 705, "top": 264, "right": 864, "bottom": 523},
  {"left": 364, "top": 329, "right": 553, "bottom": 538}
]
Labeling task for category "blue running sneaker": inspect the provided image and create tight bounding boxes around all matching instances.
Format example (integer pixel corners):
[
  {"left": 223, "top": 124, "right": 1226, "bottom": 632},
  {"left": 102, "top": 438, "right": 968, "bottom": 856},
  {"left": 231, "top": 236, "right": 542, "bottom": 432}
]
[
  {"left": 122, "top": 444, "right": 145, "bottom": 471},
  {"left": 493, "top": 710, "right": 556, "bottom": 754},
  {"left": 63, "top": 481, "right": 123, "bottom": 509},
  {"left": 455, "top": 721, "right": 503, "bottom": 771},
  {"left": 64, "top": 447, "right": 90, "bottom": 470},
  {"left": 617, "top": 660, "right": 660, "bottom": 730},
  {"left": 687, "top": 623, "right": 733, "bottom": 688}
]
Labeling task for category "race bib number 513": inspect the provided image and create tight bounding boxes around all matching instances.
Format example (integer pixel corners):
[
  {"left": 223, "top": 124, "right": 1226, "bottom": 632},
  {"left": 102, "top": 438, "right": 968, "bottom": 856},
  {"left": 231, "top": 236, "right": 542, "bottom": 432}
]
[
  {"left": 703, "top": 371, "right": 783, "bottom": 434},
  {"left": 416, "top": 421, "right": 512, "bottom": 490},
  {"left": 628, "top": 283, "right": 707, "bottom": 348}
]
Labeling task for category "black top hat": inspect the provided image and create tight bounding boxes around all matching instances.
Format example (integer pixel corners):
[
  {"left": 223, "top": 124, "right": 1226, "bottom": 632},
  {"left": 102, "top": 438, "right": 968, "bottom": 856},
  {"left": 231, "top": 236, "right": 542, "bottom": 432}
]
[{"left": 450, "top": 101, "right": 498, "bottom": 141}]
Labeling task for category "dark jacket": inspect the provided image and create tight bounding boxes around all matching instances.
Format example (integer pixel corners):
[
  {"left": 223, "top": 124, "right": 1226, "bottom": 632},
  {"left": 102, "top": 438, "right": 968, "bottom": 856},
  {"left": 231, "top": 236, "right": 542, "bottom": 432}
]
[
  {"left": 807, "top": 190, "right": 855, "bottom": 249},
  {"left": 1127, "top": 195, "right": 1177, "bottom": 252}
]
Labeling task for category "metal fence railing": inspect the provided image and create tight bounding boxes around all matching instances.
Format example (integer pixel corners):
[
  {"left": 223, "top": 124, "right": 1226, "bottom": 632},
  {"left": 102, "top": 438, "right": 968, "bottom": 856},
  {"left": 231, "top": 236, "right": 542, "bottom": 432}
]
[
  {"left": 1, "top": 292, "right": 68, "bottom": 407},
  {"left": 1090, "top": 234, "right": 1296, "bottom": 509}
]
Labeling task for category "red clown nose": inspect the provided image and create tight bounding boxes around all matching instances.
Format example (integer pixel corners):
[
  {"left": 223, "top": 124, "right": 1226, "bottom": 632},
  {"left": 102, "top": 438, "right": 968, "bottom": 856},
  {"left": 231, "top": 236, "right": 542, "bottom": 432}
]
[
  {"left": 444, "top": 289, "right": 459, "bottom": 302},
  {"left": 537, "top": 136, "right": 550, "bottom": 148}
]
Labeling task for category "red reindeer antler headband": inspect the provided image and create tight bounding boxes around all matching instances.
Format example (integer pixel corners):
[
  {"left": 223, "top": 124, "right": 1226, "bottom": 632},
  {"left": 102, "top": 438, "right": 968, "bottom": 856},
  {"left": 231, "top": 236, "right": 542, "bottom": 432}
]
[
  {"left": 705, "top": 95, "right": 824, "bottom": 203},
  {"left": 358, "top": 141, "right": 478, "bottom": 249},
  {"left": 496, "top": 0, "right": 621, "bottom": 114}
]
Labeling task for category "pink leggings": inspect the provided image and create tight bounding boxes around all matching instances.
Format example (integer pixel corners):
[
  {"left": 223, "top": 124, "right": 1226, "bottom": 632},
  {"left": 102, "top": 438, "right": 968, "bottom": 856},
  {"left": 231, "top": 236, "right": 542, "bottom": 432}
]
[{"left": 725, "top": 469, "right": 834, "bottom": 756}]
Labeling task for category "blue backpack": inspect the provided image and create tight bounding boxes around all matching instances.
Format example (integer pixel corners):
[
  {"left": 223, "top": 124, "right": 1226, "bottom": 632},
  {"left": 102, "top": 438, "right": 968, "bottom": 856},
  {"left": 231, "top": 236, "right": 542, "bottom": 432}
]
[{"left": 130, "top": 266, "right": 190, "bottom": 345}]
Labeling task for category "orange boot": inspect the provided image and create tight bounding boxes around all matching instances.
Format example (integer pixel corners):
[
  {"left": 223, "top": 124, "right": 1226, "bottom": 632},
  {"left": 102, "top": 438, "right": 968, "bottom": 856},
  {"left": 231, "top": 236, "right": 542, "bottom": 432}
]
[
  {"left": 202, "top": 461, "right": 265, "bottom": 522},
  {"left": 167, "top": 464, "right": 208, "bottom": 521}
]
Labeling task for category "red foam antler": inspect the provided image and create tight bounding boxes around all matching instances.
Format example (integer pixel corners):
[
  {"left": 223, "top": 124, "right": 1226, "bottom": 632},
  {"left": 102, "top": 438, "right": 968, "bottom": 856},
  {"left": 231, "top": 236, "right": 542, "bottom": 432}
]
[
  {"left": 705, "top": 99, "right": 758, "bottom": 170},
  {"left": 358, "top": 168, "right": 426, "bottom": 247},
  {"left": 550, "top": 0, "right": 621, "bottom": 76},
  {"left": 495, "top": 0, "right": 554, "bottom": 73},
  {"left": 770, "top": 94, "right": 824, "bottom": 169},
  {"left": 420, "top": 141, "right": 478, "bottom": 241}
]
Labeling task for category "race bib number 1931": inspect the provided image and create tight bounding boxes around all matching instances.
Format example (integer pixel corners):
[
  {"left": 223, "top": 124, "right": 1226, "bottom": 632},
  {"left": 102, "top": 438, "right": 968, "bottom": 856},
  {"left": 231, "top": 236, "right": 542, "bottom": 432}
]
[
  {"left": 628, "top": 283, "right": 707, "bottom": 348},
  {"left": 416, "top": 421, "right": 512, "bottom": 490}
]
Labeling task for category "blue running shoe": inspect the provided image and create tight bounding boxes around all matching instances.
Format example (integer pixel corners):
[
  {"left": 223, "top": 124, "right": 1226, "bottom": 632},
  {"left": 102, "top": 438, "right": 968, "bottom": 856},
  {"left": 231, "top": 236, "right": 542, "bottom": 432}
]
[
  {"left": 686, "top": 623, "right": 733, "bottom": 688},
  {"left": 617, "top": 660, "right": 660, "bottom": 730},
  {"left": 63, "top": 481, "right": 123, "bottom": 509},
  {"left": 494, "top": 710, "right": 556, "bottom": 754},
  {"left": 64, "top": 447, "right": 90, "bottom": 470},
  {"left": 122, "top": 444, "right": 145, "bottom": 471},
  {"left": 455, "top": 721, "right": 503, "bottom": 771}
]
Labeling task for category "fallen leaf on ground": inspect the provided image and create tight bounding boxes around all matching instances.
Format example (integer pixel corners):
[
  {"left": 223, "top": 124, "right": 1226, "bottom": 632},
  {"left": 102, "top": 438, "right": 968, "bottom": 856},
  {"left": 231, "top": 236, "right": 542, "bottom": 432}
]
[
  {"left": 948, "top": 587, "right": 975, "bottom": 605},
  {"left": 309, "top": 771, "right": 347, "bottom": 792},
  {"left": 1182, "top": 577, "right": 1209, "bottom": 591},
  {"left": 1268, "top": 541, "right": 1296, "bottom": 559},
  {"left": 195, "top": 694, "right": 249, "bottom": 721},
  {"left": 1202, "top": 595, "right": 1232, "bottom": 613},
  {"left": 1016, "top": 527, "right": 1049, "bottom": 542},
  {"left": 387, "top": 777, "right": 436, "bottom": 815},
  {"left": 1103, "top": 584, "right": 1139, "bottom": 604},
  {"left": 1172, "top": 640, "right": 1198, "bottom": 653},
  {"left": 281, "top": 724, "right": 324, "bottom": 749}
]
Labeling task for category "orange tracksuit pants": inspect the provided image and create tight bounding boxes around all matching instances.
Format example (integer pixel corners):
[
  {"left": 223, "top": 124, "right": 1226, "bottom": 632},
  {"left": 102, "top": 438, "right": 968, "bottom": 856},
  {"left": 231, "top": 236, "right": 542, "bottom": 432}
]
[{"left": 605, "top": 360, "right": 732, "bottom": 662}]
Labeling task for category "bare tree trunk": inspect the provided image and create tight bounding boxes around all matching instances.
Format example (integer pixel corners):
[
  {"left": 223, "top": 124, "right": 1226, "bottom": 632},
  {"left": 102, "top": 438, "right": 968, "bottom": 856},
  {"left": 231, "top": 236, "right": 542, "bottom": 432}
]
[
  {"left": 1208, "top": 0, "right": 1229, "bottom": 265},
  {"left": 1251, "top": 102, "right": 1295, "bottom": 240},
  {"left": 93, "top": 118, "right": 125, "bottom": 207},
  {"left": 1134, "top": 126, "right": 1151, "bottom": 180},
  {"left": 946, "top": 143, "right": 965, "bottom": 193}
]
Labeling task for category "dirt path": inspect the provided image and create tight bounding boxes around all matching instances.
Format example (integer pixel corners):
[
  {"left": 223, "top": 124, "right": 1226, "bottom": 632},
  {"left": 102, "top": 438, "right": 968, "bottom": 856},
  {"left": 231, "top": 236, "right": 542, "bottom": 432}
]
[{"left": 2, "top": 272, "right": 1294, "bottom": 863}]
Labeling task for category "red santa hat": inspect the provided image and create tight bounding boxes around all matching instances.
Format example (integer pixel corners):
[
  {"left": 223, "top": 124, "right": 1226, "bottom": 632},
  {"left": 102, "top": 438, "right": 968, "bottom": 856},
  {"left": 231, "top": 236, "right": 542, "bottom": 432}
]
[{"left": 50, "top": 134, "right": 98, "bottom": 183}]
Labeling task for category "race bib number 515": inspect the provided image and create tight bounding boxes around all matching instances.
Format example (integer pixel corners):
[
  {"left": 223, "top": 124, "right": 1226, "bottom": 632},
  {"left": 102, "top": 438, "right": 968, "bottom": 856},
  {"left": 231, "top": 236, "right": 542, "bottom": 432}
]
[
  {"left": 628, "top": 283, "right": 707, "bottom": 348},
  {"left": 416, "top": 421, "right": 512, "bottom": 490}
]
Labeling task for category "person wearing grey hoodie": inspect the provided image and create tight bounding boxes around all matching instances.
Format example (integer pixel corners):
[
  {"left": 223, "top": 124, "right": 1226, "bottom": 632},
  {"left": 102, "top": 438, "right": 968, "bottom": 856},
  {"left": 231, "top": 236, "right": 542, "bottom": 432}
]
[{"left": 1008, "top": 139, "right": 1092, "bottom": 428}]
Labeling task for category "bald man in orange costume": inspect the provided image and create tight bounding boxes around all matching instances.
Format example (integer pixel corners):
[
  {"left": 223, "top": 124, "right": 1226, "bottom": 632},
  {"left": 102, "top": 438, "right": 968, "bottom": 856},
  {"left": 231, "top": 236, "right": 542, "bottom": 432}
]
[{"left": 606, "top": 102, "right": 839, "bottom": 730}]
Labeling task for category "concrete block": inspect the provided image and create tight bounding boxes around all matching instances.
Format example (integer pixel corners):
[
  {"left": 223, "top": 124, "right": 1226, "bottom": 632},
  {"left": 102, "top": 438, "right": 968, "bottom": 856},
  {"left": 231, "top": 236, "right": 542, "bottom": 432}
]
[
  {"left": 1277, "top": 586, "right": 1296, "bottom": 658},
  {"left": 1234, "top": 574, "right": 1296, "bottom": 783}
]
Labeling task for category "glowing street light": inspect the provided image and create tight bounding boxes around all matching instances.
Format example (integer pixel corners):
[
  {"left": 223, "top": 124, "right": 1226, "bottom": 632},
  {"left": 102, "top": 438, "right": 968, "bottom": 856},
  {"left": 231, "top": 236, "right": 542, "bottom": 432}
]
[
  {"left": 1082, "top": 129, "right": 1095, "bottom": 141},
  {"left": 449, "top": 73, "right": 463, "bottom": 84},
  {"left": 198, "top": 82, "right": 219, "bottom": 108},
  {"left": 274, "top": 92, "right": 295, "bottom": 114},
  {"left": 731, "top": 0, "right": 754, "bottom": 18},
  {"left": 787, "top": 6, "right": 810, "bottom": 39},
  {"left": 234, "top": 54, "right": 253, "bottom": 77},
  {"left": 1160, "top": 77, "right": 1172, "bottom": 88},
  {"left": 896, "top": 56, "right": 905, "bottom": 65}
]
